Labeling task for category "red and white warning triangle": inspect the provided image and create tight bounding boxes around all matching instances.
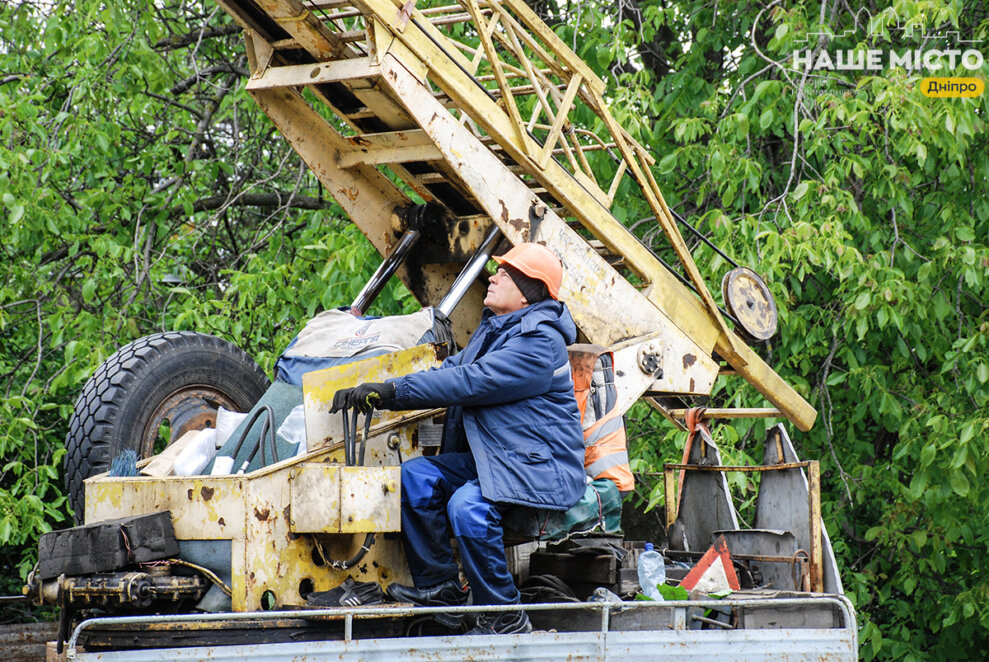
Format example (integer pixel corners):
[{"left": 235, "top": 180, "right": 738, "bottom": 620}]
[{"left": 680, "top": 534, "right": 740, "bottom": 594}]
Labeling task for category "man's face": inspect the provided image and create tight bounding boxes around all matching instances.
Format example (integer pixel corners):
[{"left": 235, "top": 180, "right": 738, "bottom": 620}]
[{"left": 484, "top": 268, "right": 527, "bottom": 316}]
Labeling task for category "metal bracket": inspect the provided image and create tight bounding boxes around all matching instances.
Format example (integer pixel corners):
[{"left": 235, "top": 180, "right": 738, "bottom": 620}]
[
  {"left": 637, "top": 340, "right": 664, "bottom": 379},
  {"left": 244, "top": 30, "right": 275, "bottom": 78}
]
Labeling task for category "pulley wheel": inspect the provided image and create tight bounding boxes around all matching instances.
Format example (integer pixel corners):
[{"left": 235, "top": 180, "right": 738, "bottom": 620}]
[{"left": 721, "top": 267, "right": 778, "bottom": 341}]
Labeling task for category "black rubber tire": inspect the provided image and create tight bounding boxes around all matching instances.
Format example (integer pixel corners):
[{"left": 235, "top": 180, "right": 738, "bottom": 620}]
[{"left": 64, "top": 332, "right": 270, "bottom": 522}]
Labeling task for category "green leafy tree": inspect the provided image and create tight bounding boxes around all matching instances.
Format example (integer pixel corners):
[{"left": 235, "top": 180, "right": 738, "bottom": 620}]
[
  {"left": 0, "top": 0, "right": 413, "bottom": 609},
  {"left": 530, "top": 1, "right": 986, "bottom": 659}
]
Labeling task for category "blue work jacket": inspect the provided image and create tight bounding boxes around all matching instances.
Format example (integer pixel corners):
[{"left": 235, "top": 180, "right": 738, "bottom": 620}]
[{"left": 390, "top": 299, "right": 585, "bottom": 511}]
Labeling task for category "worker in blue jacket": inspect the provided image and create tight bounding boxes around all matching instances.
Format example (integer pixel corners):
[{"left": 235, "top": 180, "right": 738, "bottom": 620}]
[{"left": 332, "top": 243, "right": 585, "bottom": 635}]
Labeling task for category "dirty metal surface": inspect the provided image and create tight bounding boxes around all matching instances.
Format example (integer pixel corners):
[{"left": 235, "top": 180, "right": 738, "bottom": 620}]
[
  {"left": 714, "top": 529, "right": 800, "bottom": 592},
  {"left": 755, "top": 425, "right": 844, "bottom": 595},
  {"left": 289, "top": 464, "right": 400, "bottom": 533},
  {"left": 668, "top": 428, "right": 739, "bottom": 552},
  {"left": 721, "top": 267, "right": 779, "bottom": 342},
  {"left": 85, "top": 448, "right": 415, "bottom": 611}
]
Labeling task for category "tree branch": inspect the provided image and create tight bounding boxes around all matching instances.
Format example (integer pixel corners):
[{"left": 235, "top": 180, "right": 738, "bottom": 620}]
[
  {"left": 180, "top": 192, "right": 336, "bottom": 215},
  {"left": 153, "top": 25, "right": 242, "bottom": 51},
  {"left": 172, "top": 63, "right": 248, "bottom": 95}
]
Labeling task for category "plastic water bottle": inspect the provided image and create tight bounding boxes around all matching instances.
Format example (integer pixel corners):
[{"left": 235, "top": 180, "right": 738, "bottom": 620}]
[{"left": 637, "top": 542, "right": 666, "bottom": 600}]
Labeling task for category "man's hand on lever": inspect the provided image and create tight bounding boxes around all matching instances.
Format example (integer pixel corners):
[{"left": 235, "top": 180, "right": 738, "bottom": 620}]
[{"left": 330, "top": 382, "right": 396, "bottom": 415}]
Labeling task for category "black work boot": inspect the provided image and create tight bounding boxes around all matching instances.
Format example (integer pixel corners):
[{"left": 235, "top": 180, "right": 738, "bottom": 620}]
[
  {"left": 385, "top": 578, "right": 469, "bottom": 628},
  {"left": 466, "top": 608, "right": 532, "bottom": 635}
]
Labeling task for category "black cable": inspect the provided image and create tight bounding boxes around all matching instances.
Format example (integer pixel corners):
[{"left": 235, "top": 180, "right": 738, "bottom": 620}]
[
  {"left": 341, "top": 408, "right": 353, "bottom": 466},
  {"left": 358, "top": 405, "right": 373, "bottom": 466},
  {"left": 329, "top": 532, "right": 376, "bottom": 570},
  {"left": 260, "top": 405, "right": 279, "bottom": 467},
  {"left": 231, "top": 405, "right": 275, "bottom": 473},
  {"left": 668, "top": 209, "right": 741, "bottom": 268},
  {"left": 649, "top": 249, "right": 744, "bottom": 330}
]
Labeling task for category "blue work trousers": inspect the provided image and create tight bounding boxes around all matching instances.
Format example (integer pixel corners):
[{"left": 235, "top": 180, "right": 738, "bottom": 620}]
[{"left": 400, "top": 453, "right": 520, "bottom": 606}]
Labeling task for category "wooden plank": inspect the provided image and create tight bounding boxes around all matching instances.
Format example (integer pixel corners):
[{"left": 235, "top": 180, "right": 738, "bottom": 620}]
[
  {"left": 667, "top": 407, "right": 783, "bottom": 419},
  {"left": 808, "top": 460, "right": 823, "bottom": 593}
]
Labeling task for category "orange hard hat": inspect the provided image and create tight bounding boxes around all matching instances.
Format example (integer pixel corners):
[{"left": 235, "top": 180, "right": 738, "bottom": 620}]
[{"left": 493, "top": 243, "right": 562, "bottom": 300}]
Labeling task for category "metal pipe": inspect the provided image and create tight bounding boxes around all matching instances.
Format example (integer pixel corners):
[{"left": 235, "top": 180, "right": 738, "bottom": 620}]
[
  {"left": 67, "top": 596, "right": 857, "bottom": 654},
  {"left": 350, "top": 229, "right": 421, "bottom": 315},
  {"left": 436, "top": 226, "right": 501, "bottom": 317}
]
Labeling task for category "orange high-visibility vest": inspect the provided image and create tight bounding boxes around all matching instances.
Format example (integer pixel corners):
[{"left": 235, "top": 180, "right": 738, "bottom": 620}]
[{"left": 568, "top": 344, "right": 634, "bottom": 493}]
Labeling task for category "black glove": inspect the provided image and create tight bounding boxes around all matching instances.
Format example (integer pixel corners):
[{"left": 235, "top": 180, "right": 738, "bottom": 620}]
[{"left": 330, "top": 382, "right": 396, "bottom": 415}]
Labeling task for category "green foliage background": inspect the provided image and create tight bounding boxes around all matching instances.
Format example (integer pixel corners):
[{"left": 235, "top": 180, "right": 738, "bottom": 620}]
[{"left": 0, "top": 1, "right": 986, "bottom": 659}]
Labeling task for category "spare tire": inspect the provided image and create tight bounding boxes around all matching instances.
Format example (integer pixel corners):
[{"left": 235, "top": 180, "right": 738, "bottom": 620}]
[{"left": 65, "top": 332, "right": 270, "bottom": 522}]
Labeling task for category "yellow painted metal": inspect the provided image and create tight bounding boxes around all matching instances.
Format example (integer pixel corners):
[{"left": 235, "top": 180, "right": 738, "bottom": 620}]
[
  {"left": 245, "top": 56, "right": 380, "bottom": 89},
  {"left": 376, "top": 56, "right": 719, "bottom": 397},
  {"left": 289, "top": 464, "right": 400, "bottom": 533},
  {"left": 463, "top": 0, "right": 528, "bottom": 155},
  {"left": 337, "top": 129, "right": 443, "bottom": 168},
  {"left": 85, "top": 437, "right": 417, "bottom": 611},
  {"left": 663, "top": 466, "right": 677, "bottom": 529},
  {"left": 245, "top": 73, "right": 484, "bottom": 348},
  {"left": 82, "top": 346, "right": 449, "bottom": 611},
  {"left": 302, "top": 343, "right": 445, "bottom": 450}
]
